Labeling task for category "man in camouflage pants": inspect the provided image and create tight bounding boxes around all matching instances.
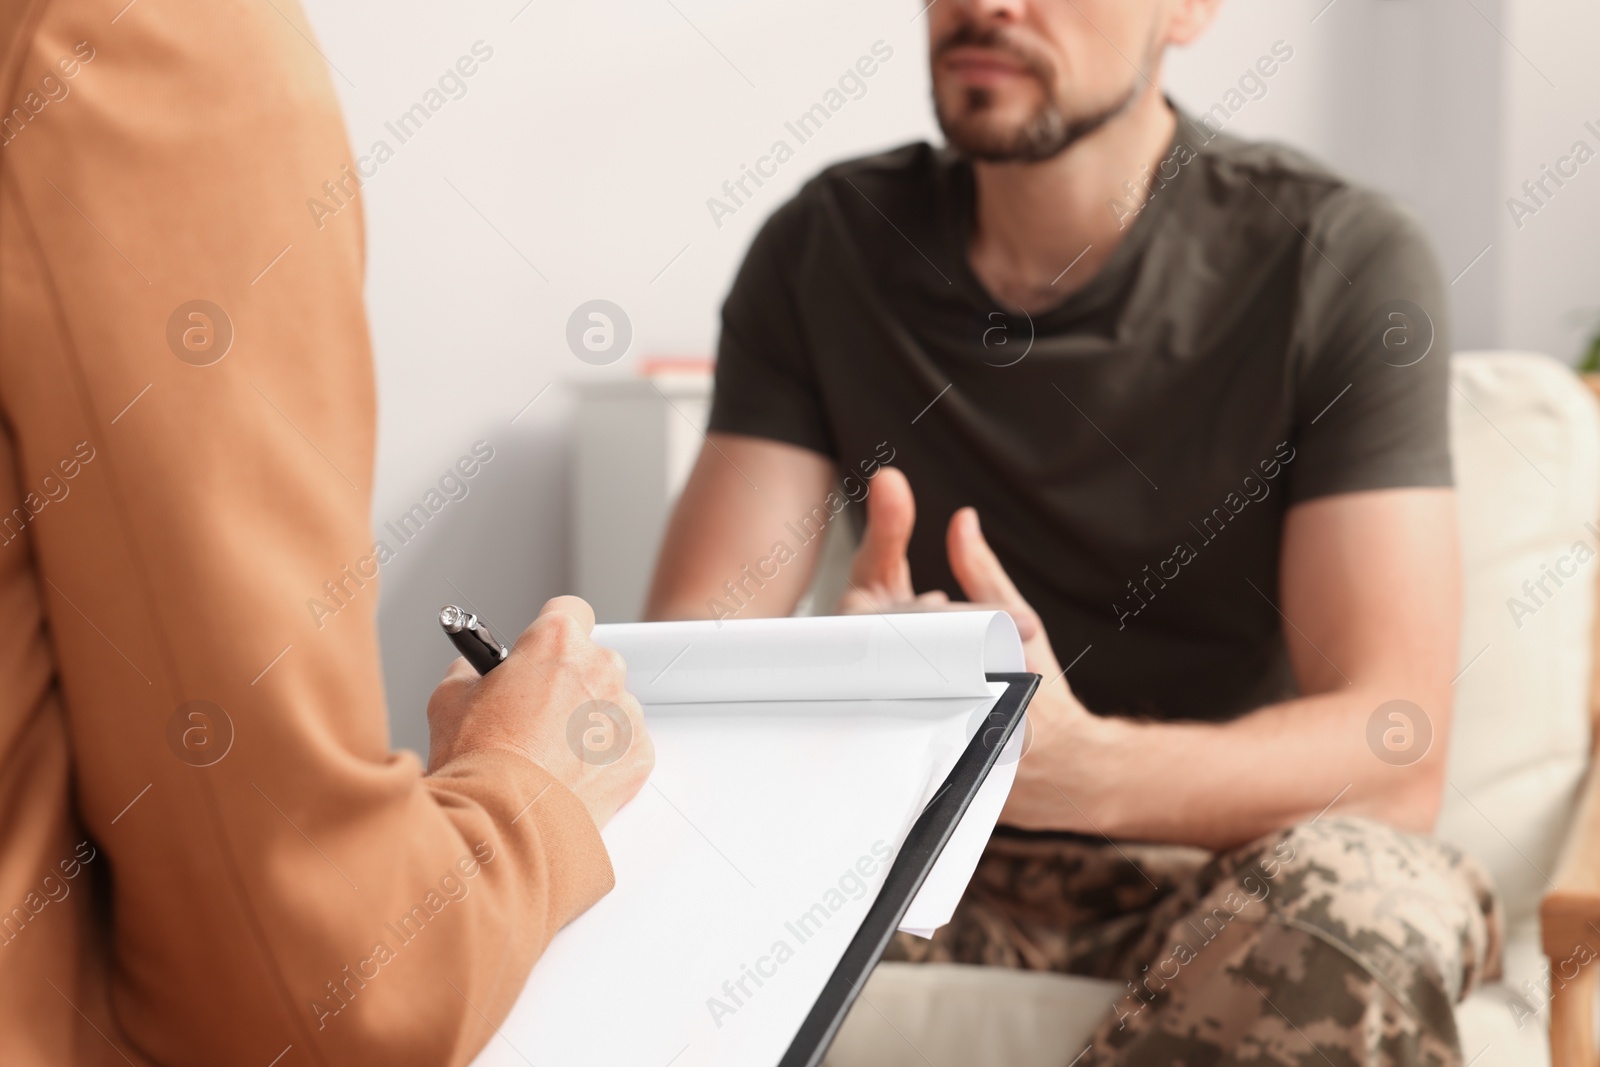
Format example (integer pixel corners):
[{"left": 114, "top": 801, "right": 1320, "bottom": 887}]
[
  {"left": 889, "top": 819, "right": 1500, "bottom": 1064},
  {"left": 644, "top": 0, "right": 1501, "bottom": 1062}
]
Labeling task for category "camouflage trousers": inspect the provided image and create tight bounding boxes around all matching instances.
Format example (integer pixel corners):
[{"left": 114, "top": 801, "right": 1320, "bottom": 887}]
[{"left": 886, "top": 816, "right": 1502, "bottom": 1066}]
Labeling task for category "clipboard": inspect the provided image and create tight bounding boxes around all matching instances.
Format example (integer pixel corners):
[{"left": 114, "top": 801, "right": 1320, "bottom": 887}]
[
  {"left": 472, "top": 615, "right": 1038, "bottom": 1067},
  {"left": 779, "top": 671, "right": 1040, "bottom": 1067}
]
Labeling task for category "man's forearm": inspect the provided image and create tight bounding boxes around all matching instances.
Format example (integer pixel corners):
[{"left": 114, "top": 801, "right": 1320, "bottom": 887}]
[
  {"left": 1025, "top": 491, "right": 1463, "bottom": 852},
  {"left": 645, "top": 434, "right": 837, "bottom": 621},
  {"left": 1061, "top": 684, "right": 1449, "bottom": 851}
]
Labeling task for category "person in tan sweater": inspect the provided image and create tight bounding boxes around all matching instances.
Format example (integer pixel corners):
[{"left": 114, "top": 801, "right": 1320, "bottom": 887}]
[{"left": 0, "top": 1, "right": 651, "bottom": 1064}]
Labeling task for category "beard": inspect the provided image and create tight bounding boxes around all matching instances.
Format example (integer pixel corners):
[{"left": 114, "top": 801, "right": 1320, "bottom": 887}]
[{"left": 932, "top": 24, "right": 1142, "bottom": 163}]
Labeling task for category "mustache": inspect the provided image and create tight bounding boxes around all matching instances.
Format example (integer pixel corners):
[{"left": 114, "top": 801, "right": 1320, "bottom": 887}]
[{"left": 933, "top": 22, "right": 1055, "bottom": 85}]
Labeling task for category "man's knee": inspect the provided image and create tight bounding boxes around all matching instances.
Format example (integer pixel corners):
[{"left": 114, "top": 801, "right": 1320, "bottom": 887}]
[{"left": 1223, "top": 816, "right": 1497, "bottom": 1004}]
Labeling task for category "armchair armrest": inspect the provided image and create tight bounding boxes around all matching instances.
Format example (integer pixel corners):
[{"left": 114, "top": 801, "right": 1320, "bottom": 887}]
[
  {"left": 1542, "top": 374, "right": 1600, "bottom": 1067},
  {"left": 1543, "top": 763, "right": 1600, "bottom": 1067}
]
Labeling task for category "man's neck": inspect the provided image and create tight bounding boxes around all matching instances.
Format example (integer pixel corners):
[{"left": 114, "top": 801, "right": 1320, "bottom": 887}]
[{"left": 967, "top": 88, "right": 1177, "bottom": 314}]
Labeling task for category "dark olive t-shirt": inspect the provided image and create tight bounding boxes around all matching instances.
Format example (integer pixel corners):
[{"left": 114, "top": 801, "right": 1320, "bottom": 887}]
[{"left": 707, "top": 110, "right": 1451, "bottom": 722}]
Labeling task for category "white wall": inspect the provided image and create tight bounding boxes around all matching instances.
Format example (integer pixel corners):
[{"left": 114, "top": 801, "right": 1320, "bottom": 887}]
[
  {"left": 1498, "top": 0, "right": 1600, "bottom": 363},
  {"left": 300, "top": 0, "right": 1600, "bottom": 752},
  {"left": 1164, "top": 0, "right": 1600, "bottom": 358}
]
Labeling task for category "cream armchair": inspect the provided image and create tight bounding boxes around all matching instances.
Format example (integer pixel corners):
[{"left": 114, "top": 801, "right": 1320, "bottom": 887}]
[{"left": 825, "top": 352, "right": 1600, "bottom": 1067}]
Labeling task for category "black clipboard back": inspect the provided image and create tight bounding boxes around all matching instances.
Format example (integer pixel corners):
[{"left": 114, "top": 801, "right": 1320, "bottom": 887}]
[{"left": 778, "top": 671, "right": 1040, "bottom": 1067}]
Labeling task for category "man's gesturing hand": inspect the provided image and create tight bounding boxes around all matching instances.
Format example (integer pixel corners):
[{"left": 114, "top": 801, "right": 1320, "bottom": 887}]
[
  {"left": 837, "top": 465, "right": 1104, "bottom": 833},
  {"left": 426, "top": 595, "right": 654, "bottom": 830},
  {"left": 945, "top": 507, "right": 1103, "bottom": 832},
  {"left": 835, "top": 464, "right": 1054, "bottom": 675},
  {"left": 835, "top": 466, "right": 952, "bottom": 614},
  {"left": 946, "top": 506, "right": 1054, "bottom": 675}
]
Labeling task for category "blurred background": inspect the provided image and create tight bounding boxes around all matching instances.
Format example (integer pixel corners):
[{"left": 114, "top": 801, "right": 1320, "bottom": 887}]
[{"left": 297, "top": 0, "right": 1600, "bottom": 752}]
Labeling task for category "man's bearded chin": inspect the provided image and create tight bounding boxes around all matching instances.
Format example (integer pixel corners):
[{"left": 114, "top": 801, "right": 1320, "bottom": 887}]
[{"left": 935, "top": 81, "right": 1138, "bottom": 164}]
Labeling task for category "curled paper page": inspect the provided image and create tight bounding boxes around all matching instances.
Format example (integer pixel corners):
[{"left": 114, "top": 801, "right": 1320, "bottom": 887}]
[{"left": 595, "top": 610, "right": 1024, "bottom": 705}]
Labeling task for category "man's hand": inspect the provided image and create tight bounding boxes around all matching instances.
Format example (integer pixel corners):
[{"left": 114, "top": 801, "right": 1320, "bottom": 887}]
[
  {"left": 836, "top": 466, "right": 952, "bottom": 614},
  {"left": 838, "top": 467, "right": 1103, "bottom": 832},
  {"left": 426, "top": 595, "right": 655, "bottom": 830},
  {"left": 944, "top": 506, "right": 1108, "bottom": 831}
]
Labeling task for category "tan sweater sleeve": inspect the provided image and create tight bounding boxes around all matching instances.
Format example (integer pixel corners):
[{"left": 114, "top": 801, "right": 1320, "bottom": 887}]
[{"left": 0, "top": 1, "right": 611, "bottom": 1064}]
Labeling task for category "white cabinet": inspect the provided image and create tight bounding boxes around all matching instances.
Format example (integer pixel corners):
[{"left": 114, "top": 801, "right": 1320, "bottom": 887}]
[{"left": 571, "top": 374, "right": 712, "bottom": 623}]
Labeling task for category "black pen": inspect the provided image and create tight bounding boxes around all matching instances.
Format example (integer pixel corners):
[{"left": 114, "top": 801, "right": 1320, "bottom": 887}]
[{"left": 439, "top": 604, "right": 509, "bottom": 674}]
